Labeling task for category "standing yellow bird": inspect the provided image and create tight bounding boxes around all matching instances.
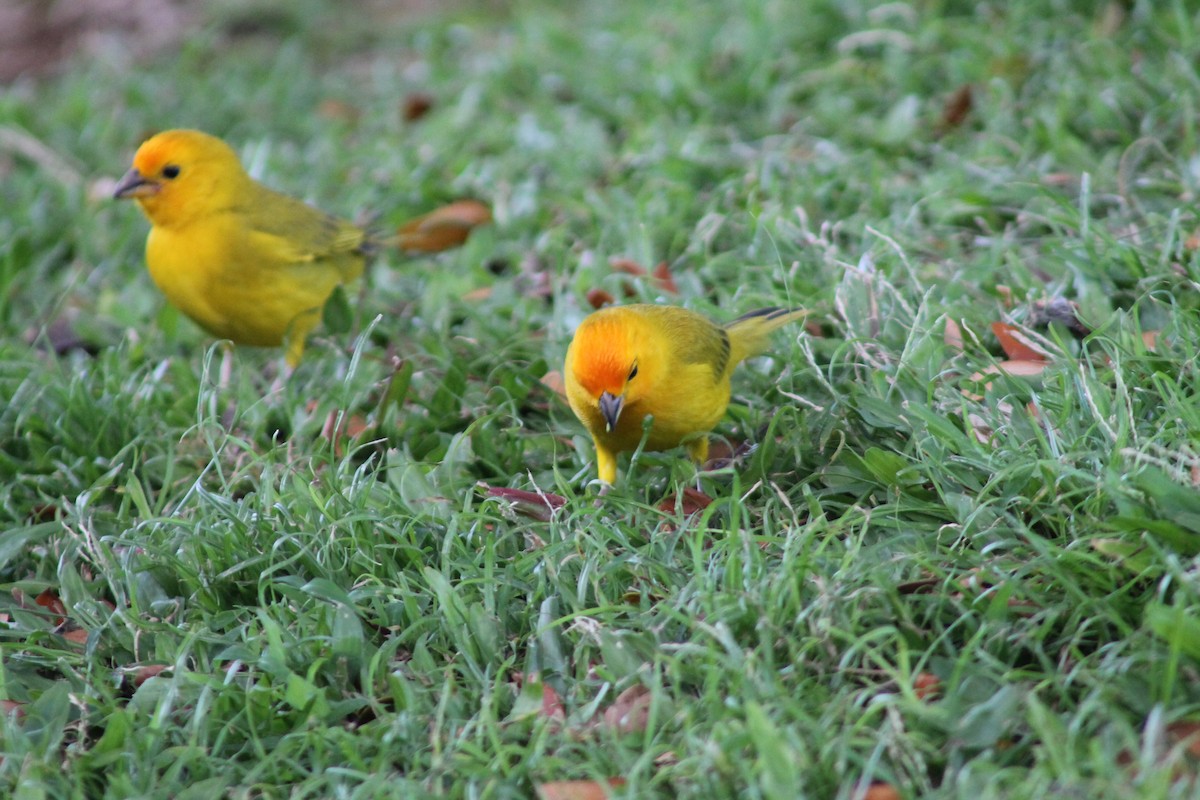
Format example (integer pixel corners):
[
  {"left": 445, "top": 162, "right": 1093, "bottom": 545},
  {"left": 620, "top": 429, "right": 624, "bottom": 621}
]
[
  {"left": 564, "top": 303, "right": 806, "bottom": 484},
  {"left": 113, "top": 128, "right": 488, "bottom": 366}
]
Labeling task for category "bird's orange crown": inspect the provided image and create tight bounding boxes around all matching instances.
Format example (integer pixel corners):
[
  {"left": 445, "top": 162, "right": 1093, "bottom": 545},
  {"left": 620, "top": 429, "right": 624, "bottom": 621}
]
[
  {"left": 567, "top": 310, "right": 642, "bottom": 398},
  {"left": 116, "top": 129, "right": 247, "bottom": 228}
]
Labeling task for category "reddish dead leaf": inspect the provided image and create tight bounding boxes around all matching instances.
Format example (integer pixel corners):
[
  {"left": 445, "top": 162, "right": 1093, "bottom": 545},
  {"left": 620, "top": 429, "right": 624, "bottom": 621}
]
[
  {"left": 484, "top": 485, "right": 567, "bottom": 522},
  {"left": 863, "top": 782, "right": 902, "bottom": 800},
  {"left": 539, "top": 370, "right": 567, "bottom": 399},
  {"left": 991, "top": 322, "right": 1050, "bottom": 362},
  {"left": 586, "top": 288, "right": 615, "bottom": 309},
  {"left": 995, "top": 284, "right": 1014, "bottom": 308},
  {"left": 320, "top": 410, "right": 371, "bottom": 458},
  {"left": 944, "top": 317, "right": 964, "bottom": 352},
  {"left": 896, "top": 576, "right": 940, "bottom": 595},
  {"left": 462, "top": 286, "right": 493, "bottom": 302},
  {"left": 804, "top": 318, "right": 824, "bottom": 337},
  {"left": 938, "top": 84, "right": 973, "bottom": 131},
  {"left": 913, "top": 672, "right": 941, "bottom": 700},
  {"left": 1142, "top": 331, "right": 1160, "bottom": 351},
  {"left": 1185, "top": 231, "right": 1200, "bottom": 252},
  {"left": 396, "top": 200, "right": 491, "bottom": 253},
  {"left": 61, "top": 627, "right": 89, "bottom": 645},
  {"left": 964, "top": 359, "right": 1049, "bottom": 399},
  {"left": 542, "top": 682, "right": 566, "bottom": 724},
  {"left": 402, "top": 91, "right": 435, "bottom": 122},
  {"left": 128, "top": 664, "right": 171, "bottom": 687},
  {"left": 35, "top": 588, "right": 67, "bottom": 625},
  {"left": 651, "top": 261, "right": 679, "bottom": 294},
  {"left": 600, "top": 684, "right": 652, "bottom": 735},
  {"left": 536, "top": 779, "right": 625, "bottom": 800},
  {"left": 609, "top": 257, "right": 647, "bottom": 277},
  {"left": 316, "top": 98, "right": 361, "bottom": 124},
  {"left": 657, "top": 487, "right": 713, "bottom": 516},
  {"left": 1167, "top": 721, "right": 1200, "bottom": 758},
  {"left": 1, "top": 700, "right": 25, "bottom": 719}
]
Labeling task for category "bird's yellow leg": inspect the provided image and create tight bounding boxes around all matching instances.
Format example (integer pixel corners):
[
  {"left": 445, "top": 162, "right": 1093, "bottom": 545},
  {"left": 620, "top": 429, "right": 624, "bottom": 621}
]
[
  {"left": 283, "top": 310, "right": 319, "bottom": 368},
  {"left": 593, "top": 438, "right": 619, "bottom": 484},
  {"left": 686, "top": 436, "right": 710, "bottom": 469}
]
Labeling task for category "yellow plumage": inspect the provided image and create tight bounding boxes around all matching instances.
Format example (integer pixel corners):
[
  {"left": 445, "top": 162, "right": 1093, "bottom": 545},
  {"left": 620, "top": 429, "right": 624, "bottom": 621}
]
[
  {"left": 114, "top": 129, "right": 372, "bottom": 366},
  {"left": 564, "top": 304, "right": 806, "bottom": 484}
]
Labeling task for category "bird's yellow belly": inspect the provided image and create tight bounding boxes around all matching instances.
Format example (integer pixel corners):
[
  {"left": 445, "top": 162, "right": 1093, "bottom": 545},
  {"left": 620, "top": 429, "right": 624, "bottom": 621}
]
[{"left": 145, "top": 226, "right": 350, "bottom": 348}]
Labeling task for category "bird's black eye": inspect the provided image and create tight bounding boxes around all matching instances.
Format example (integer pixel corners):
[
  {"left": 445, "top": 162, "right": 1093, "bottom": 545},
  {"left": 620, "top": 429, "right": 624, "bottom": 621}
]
[
  {"left": 162, "top": 165, "right": 181, "bottom": 179},
  {"left": 628, "top": 363, "right": 639, "bottom": 380}
]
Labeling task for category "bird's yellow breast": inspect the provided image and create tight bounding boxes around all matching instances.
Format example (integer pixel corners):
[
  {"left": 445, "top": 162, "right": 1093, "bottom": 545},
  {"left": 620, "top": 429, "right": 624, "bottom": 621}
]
[{"left": 145, "top": 211, "right": 362, "bottom": 348}]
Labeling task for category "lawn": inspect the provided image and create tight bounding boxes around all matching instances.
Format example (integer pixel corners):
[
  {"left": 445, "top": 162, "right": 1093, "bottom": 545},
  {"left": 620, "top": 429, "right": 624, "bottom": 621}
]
[{"left": 3, "top": 0, "right": 1200, "bottom": 797}]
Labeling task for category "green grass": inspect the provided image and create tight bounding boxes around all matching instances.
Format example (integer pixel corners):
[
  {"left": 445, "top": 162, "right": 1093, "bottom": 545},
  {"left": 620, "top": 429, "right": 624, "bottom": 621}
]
[{"left": 3, "top": 0, "right": 1200, "bottom": 797}]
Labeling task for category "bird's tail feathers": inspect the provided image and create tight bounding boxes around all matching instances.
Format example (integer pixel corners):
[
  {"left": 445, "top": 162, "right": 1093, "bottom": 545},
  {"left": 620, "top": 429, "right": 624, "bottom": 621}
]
[{"left": 725, "top": 306, "right": 808, "bottom": 363}]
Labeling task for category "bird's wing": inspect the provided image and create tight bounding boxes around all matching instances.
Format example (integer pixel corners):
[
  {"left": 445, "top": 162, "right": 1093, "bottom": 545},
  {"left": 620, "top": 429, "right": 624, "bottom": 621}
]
[
  {"left": 653, "top": 308, "right": 731, "bottom": 378},
  {"left": 237, "top": 187, "right": 368, "bottom": 269}
]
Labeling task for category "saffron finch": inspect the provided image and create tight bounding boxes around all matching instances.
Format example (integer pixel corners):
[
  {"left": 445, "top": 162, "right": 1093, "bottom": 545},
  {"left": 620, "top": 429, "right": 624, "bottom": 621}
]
[
  {"left": 113, "top": 128, "right": 488, "bottom": 366},
  {"left": 564, "top": 304, "right": 806, "bottom": 484}
]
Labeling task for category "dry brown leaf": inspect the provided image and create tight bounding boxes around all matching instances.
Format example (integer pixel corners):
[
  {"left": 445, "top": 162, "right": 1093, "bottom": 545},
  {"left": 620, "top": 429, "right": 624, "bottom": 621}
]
[
  {"left": 35, "top": 588, "right": 67, "bottom": 625},
  {"left": 991, "top": 322, "right": 1050, "bottom": 362},
  {"left": 600, "top": 684, "right": 652, "bottom": 734},
  {"left": 1142, "top": 331, "right": 1160, "bottom": 351},
  {"left": 462, "top": 286, "right": 493, "bottom": 302},
  {"left": 587, "top": 288, "right": 616, "bottom": 309},
  {"left": 964, "top": 359, "right": 1049, "bottom": 399},
  {"left": 939, "top": 84, "right": 973, "bottom": 131},
  {"left": 483, "top": 485, "right": 567, "bottom": 522},
  {"left": 536, "top": 779, "right": 625, "bottom": 800},
  {"left": 539, "top": 370, "right": 567, "bottom": 399},
  {"left": 402, "top": 92, "right": 435, "bottom": 122},
  {"left": 396, "top": 200, "right": 491, "bottom": 253},
  {"left": 0, "top": 700, "right": 25, "bottom": 719},
  {"left": 657, "top": 487, "right": 713, "bottom": 516},
  {"left": 61, "top": 627, "right": 89, "bottom": 645},
  {"left": 609, "top": 258, "right": 647, "bottom": 277},
  {"left": 944, "top": 318, "right": 963, "bottom": 352},
  {"left": 129, "top": 664, "right": 171, "bottom": 687},
  {"left": 863, "top": 782, "right": 902, "bottom": 800},
  {"left": 651, "top": 261, "right": 679, "bottom": 294},
  {"left": 913, "top": 672, "right": 941, "bottom": 700},
  {"left": 542, "top": 682, "right": 566, "bottom": 724}
]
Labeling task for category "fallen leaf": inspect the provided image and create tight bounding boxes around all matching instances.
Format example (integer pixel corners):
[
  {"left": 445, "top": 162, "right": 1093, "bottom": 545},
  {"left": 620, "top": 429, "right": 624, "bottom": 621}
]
[
  {"left": 35, "top": 588, "right": 67, "bottom": 625},
  {"left": 61, "top": 627, "right": 89, "bottom": 645},
  {"left": 991, "top": 322, "right": 1050, "bottom": 362},
  {"left": 539, "top": 370, "right": 567, "bottom": 399},
  {"left": 600, "top": 684, "right": 652, "bottom": 735},
  {"left": 863, "top": 782, "right": 902, "bottom": 800},
  {"left": 1142, "top": 331, "right": 1160, "bottom": 351},
  {"left": 938, "top": 84, "right": 973, "bottom": 131},
  {"left": 461, "top": 286, "right": 493, "bottom": 302},
  {"left": 944, "top": 317, "right": 963, "bottom": 351},
  {"left": 396, "top": 200, "right": 491, "bottom": 253},
  {"left": 587, "top": 288, "right": 615, "bottom": 309},
  {"left": 964, "top": 359, "right": 1048, "bottom": 398},
  {"left": 127, "top": 664, "right": 171, "bottom": 687},
  {"left": 542, "top": 681, "right": 566, "bottom": 723},
  {"left": 0, "top": 700, "right": 25, "bottom": 719},
  {"left": 402, "top": 91, "right": 435, "bottom": 122},
  {"left": 536, "top": 779, "right": 625, "bottom": 800},
  {"left": 657, "top": 487, "right": 713, "bottom": 516},
  {"left": 651, "top": 261, "right": 679, "bottom": 294},
  {"left": 609, "top": 258, "right": 647, "bottom": 277},
  {"left": 913, "top": 672, "right": 940, "bottom": 700},
  {"left": 483, "top": 485, "right": 567, "bottom": 522}
]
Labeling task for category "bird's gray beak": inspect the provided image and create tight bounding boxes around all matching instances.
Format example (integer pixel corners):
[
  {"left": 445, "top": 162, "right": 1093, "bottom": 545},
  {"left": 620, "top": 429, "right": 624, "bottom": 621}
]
[
  {"left": 599, "top": 391, "right": 624, "bottom": 432},
  {"left": 112, "top": 168, "right": 159, "bottom": 199}
]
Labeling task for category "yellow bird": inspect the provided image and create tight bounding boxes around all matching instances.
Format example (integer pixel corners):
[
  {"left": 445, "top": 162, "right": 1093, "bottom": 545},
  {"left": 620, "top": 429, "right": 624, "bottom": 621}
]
[
  {"left": 564, "top": 303, "right": 806, "bottom": 484},
  {"left": 113, "top": 128, "right": 488, "bottom": 366}
]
